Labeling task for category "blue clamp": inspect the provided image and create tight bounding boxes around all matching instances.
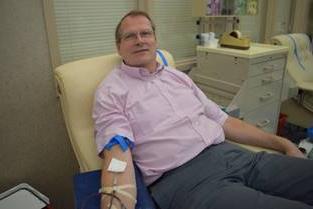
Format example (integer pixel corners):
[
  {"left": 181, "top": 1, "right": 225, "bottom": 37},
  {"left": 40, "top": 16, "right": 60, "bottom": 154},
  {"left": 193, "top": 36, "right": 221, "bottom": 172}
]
[{"left": 104, "top": 135, "right": 134, "bottom": 152}]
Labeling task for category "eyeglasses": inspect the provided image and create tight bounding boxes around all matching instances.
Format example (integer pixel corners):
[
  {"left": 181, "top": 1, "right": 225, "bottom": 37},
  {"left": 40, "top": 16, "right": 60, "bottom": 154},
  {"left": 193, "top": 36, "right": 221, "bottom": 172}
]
[{"left": 120, "top": 30, "right": 154, "bottom": 42}]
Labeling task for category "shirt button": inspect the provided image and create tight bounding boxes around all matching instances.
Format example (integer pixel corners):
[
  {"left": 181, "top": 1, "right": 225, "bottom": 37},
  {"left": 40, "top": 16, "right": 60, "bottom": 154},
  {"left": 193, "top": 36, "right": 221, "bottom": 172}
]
[{"left": 195, "top": 121, "right": 200, "bottom": 126}]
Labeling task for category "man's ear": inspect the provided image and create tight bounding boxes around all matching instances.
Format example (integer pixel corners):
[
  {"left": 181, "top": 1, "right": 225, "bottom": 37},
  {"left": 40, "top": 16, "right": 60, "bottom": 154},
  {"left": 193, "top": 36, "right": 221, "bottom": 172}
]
[{"left": 116, "top": 43, "right": 121, "bottom": 55}]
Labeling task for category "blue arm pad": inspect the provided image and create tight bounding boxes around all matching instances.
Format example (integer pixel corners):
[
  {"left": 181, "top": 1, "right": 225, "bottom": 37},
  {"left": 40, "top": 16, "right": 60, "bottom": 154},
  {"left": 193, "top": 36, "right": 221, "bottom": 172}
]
[{"left": 104, "top": 135, "right": 134, "bottom": 152}]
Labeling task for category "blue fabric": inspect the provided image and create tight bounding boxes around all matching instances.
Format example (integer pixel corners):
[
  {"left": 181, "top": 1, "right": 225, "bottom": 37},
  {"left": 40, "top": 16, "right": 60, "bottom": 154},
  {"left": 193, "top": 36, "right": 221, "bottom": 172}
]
[
  {"left": 104, "top": 135, "right": 134, "bottom": 152},
  {"left": 156, "top": 49, "right": 168, "bottom": 66},
  {"left": 73, "top": 164, "right": 157, "bottom": 209}
]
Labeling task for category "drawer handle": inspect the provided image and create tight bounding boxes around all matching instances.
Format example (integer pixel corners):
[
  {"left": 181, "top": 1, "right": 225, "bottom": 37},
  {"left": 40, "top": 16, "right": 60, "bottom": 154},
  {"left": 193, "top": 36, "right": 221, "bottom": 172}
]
[
  {"left": 263, "top": 65, "right": 274, "bottom": 71},
  {"left": 263, "top": 65, "right": 278, "bottom": 72},
  {"left": 256, "top": 119, "right": 270, "bottom": 128},
  {"left": 259, "top": 92, "right": 273, "bottom": 101},
  {"left": 261, "top": 77, "right": 274, "bottom": 84}
]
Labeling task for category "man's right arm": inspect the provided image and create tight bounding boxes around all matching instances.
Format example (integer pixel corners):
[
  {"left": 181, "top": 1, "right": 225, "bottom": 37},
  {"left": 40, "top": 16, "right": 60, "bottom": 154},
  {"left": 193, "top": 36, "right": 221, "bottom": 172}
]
[
  {"left": 100, "top": 147, "right": 137, "bottom": 209},
  {"left": 93, "top": 85, "right": 137, "bottom": 209}
]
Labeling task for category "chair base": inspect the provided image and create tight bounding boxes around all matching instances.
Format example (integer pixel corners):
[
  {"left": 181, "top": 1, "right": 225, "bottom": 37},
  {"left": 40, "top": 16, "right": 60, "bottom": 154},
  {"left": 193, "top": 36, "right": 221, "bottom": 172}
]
[
  {"left": 303, "top": 92, "right": 313, "bottom": 113},
  {"left": 295, "top": 90, "right": 313, "bottom": 113}
]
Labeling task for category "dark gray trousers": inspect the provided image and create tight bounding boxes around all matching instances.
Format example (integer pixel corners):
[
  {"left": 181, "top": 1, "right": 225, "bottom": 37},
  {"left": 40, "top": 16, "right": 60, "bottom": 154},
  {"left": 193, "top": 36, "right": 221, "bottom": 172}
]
[{"left": 149, "top": 142, "right": 313, "bottom": 209}]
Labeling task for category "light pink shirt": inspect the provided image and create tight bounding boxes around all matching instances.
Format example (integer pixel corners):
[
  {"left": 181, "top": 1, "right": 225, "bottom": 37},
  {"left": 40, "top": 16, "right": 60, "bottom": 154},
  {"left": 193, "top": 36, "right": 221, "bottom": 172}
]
[{"left": 93, "top": 62, "right": 228, "bottom": 185}]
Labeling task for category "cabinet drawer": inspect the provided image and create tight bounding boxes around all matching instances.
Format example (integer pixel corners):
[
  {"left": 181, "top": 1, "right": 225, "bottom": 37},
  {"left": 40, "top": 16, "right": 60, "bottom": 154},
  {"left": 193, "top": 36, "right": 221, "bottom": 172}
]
[
  {"left": 196, "top": 52, "right": 249, "bottom": 86},
  {"left": 243, "top": 102, "right": 280, "bottom": 133},
  {"left": 249, "top": 58, "right": 285, "bottom": 77},
  {"left": 247, "top": 70, "right": 283, "bottom": 89},
  {"left": 191, "top": 73, "right": 240, "bottom": 94},
  {"left": 196, "top": 82, "right": 234, "bottom": 107},
  {"left": 240, "top": 81, "right": 282, "bottom": 113}
]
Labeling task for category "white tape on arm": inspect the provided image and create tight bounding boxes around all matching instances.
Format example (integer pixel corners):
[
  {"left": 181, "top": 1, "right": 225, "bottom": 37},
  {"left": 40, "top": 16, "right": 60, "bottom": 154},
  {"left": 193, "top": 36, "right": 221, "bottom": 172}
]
[{"left": 107, "top": 158, "right": 127, "bottom": 173}]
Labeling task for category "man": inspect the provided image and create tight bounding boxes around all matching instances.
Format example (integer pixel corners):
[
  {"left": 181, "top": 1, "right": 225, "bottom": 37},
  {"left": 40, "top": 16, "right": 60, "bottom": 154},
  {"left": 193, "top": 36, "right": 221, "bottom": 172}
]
[{"left": 93, "top": 10, "right": 313, "bottom": 209}]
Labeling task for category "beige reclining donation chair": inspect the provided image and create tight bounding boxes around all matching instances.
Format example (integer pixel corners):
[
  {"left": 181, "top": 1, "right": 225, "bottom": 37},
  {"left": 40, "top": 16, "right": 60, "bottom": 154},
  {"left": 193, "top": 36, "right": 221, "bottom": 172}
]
[
  {"left": 271, "top": 33, "right": 313, "bottom": 112},
  {"left": 55, "top": 50, "right": 174, "bottom": 172}
]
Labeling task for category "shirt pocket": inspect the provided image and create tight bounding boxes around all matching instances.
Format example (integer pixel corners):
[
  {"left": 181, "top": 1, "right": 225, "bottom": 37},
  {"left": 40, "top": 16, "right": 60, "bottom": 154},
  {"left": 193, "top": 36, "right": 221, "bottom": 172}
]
[
  {"left": 169, "top": 85, "right": 203, "bottom": 114},
  {"left": 126, "top": 95, "right": 173, "bottom": 139}
]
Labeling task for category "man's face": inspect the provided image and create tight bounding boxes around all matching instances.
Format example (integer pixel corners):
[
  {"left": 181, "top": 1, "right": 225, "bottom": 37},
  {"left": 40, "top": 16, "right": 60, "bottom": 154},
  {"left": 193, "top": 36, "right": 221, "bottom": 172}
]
[{"left": 117, "top": 15, "right": 157, "bottom": 72}]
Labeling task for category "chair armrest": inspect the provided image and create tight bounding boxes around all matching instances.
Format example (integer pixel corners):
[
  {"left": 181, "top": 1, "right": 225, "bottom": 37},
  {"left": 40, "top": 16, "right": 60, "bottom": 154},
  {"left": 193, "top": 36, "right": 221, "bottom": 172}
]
[{"left": 226, "top": 140, "right": 280, "bottom": 154}]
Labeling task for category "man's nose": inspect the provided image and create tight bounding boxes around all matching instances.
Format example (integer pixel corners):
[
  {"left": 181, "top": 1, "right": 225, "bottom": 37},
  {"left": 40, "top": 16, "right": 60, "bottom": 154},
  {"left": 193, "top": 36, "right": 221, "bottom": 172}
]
[{"left": 135, "top": 33, "right": 144, "bottom": 42}]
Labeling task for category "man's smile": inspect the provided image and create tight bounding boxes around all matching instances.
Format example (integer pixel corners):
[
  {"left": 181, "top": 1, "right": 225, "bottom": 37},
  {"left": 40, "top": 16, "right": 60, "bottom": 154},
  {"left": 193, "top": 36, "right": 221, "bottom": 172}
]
[{"left": 133, "top": 48, "right": 149, "bottom": 54}]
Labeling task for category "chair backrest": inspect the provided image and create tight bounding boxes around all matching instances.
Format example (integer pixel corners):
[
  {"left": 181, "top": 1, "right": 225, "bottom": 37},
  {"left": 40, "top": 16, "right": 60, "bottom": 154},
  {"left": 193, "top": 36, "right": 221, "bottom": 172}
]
[
  {"left": 54, "top": 50, "right": 175, "bottom": 172},
  {"left": 271, "top": 33, "right": 313, "bottom": 90}
]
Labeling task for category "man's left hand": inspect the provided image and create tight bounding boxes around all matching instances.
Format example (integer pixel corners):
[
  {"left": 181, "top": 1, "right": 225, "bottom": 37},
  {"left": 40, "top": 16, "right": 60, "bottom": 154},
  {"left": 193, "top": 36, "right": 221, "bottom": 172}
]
[{"left": 285, "top": 145, "right": 306, "bottom": 159}]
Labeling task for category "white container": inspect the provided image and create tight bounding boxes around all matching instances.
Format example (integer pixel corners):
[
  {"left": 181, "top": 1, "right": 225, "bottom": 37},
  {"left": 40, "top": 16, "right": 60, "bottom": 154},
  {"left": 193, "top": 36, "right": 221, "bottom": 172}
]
[
  {"left": 201, "top": 32, "right": 218, "bottom": 48},
  {"left": 200, "top": 33, "right": 210, "bottom": 46}
]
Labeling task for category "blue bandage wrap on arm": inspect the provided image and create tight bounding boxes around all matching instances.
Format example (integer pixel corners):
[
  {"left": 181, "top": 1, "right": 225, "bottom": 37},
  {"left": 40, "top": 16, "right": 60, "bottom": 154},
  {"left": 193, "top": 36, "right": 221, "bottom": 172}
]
[{"left": 104, "top": 135, "right": 134, "bottom": 152}]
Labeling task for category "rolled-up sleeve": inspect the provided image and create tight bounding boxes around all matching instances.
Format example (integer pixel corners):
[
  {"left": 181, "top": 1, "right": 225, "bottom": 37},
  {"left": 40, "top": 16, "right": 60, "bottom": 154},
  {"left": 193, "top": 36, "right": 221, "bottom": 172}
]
[{"left": 92, "top": 86, "right": 134, "bottom": 155}]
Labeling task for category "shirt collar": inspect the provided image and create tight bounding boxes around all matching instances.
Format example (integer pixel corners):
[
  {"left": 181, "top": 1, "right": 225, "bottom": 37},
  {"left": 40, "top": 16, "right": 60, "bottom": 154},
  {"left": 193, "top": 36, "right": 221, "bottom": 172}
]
[{"left": 119, "top": 61, "right": 164, "bottom": 80}]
